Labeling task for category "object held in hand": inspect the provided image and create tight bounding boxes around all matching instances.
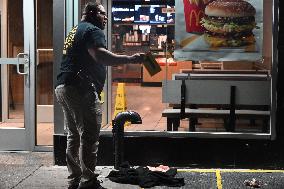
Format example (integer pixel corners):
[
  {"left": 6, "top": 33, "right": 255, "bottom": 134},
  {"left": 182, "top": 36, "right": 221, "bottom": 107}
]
[{"left": 144, "top": 52, "right": 162, "bottom": 76}]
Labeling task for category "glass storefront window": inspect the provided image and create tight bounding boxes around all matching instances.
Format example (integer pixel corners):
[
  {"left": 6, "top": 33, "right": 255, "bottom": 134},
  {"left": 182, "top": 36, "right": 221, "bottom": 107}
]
[
  {"left": 105, "top": 0, "right": 275, "bottom": 136},
  {"left": 169, "top": 0, "right": 273, "bottom": 134},
  {"left": 105, "top": 0, "right": 179, "bottom": 132}
]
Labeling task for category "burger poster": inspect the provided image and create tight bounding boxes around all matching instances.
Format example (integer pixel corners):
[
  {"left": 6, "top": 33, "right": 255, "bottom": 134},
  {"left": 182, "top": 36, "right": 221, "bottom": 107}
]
[{"left": 174, "top": 0, "right": 263, "bottom": 61}]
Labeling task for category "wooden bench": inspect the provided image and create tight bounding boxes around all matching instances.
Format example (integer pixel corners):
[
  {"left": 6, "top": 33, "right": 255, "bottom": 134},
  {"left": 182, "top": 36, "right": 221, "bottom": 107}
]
[{"left": 162, "top": 74, "right": 271, "bottom": 132}]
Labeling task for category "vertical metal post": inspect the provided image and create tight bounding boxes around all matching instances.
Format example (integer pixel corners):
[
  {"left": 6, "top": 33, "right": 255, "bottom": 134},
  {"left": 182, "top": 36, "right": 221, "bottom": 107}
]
[
  {"left": 112, "top": 119, "right": 125, "bottom": 170},
  {"left": 65, "top": 0, "right": 74, "bottom": 34},
  {"left": 228, "top": 86, "right": 236, "bottom": 132},
  {"left": 180, "top": 80, "right": 186, "bottom": 119},
  {"left": 73, "top": 0, "right": 79, "bottom": 26}
]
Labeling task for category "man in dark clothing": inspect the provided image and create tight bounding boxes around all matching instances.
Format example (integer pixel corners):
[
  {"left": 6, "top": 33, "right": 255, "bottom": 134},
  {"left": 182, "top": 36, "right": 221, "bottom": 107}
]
[{"left": 55, "top": 2, "right": 146, "bottom": 189}]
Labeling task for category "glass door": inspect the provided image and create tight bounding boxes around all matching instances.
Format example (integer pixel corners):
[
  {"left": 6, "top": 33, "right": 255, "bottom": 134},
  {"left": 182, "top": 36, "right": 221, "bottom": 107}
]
[{"left": 0, "top": 0, "right": 35, "bottom": 150}]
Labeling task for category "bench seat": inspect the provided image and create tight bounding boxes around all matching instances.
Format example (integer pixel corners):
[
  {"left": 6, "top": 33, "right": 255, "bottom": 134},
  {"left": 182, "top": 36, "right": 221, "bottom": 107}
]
[
  {"left": 162, "top": 108, "right": 270, "bottom": 118},
  {"left": 162, "top": 77, "right": 271, "bottom": 133},
  {"left": 162, "top": 108, "right": 270, "bottom": 132}
]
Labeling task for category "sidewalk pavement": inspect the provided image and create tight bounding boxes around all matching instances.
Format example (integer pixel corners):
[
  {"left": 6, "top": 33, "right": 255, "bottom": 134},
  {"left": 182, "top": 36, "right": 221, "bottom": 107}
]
[
  {"left": 1, "top": 152, "right": 284, "bottom": 189},
  {"left": 0, "top": 152, "right": 138, "bottom": 189}
]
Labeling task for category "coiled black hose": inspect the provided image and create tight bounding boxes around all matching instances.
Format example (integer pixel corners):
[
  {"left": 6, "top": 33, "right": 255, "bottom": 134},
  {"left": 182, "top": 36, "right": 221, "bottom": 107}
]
[{"left": 112, "top": 111, "right": 142, "bottom": 169}]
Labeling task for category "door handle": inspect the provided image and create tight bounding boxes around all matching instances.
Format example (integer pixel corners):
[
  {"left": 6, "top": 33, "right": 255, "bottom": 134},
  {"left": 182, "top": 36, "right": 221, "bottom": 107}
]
[{"left": 16, "top": 53, "right": 29, "bottom": 75}]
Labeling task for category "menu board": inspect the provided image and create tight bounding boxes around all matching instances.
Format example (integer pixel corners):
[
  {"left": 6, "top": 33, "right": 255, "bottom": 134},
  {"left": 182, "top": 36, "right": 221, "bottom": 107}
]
[
  {"left": 112, "top": 2, "right": 175, "bottom": 25},
  {"left": 174, "top": 0, "right": 264, "bottom": 61},
  {"left": 112, "top": 5, "right": 135, "bottom": 23},
  {"left": 112, "top": 0, "right": 174, "bottom": 4},
  {"left": 134, "top": 5, "right": 150, "bottom": 23},
  {"left": 150, "top": 5, "right": 167, "bottom": 24}
]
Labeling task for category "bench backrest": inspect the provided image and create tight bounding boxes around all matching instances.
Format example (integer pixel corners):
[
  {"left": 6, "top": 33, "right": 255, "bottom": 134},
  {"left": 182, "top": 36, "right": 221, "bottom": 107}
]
[{"left": 162, "top": 78, "right": 271, "bottom": 106}]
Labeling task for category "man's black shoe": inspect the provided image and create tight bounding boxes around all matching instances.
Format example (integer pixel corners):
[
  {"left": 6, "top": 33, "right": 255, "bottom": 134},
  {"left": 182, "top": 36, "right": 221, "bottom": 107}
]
[
  {"left": 67, "top": 183, "right": 79, "bottom": 189},
  {"left": 78, "top": 178, "right": 106, "bottom": 189},
  {"left": 67, "top": 177, "right": 80, "bottom": 189}
]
